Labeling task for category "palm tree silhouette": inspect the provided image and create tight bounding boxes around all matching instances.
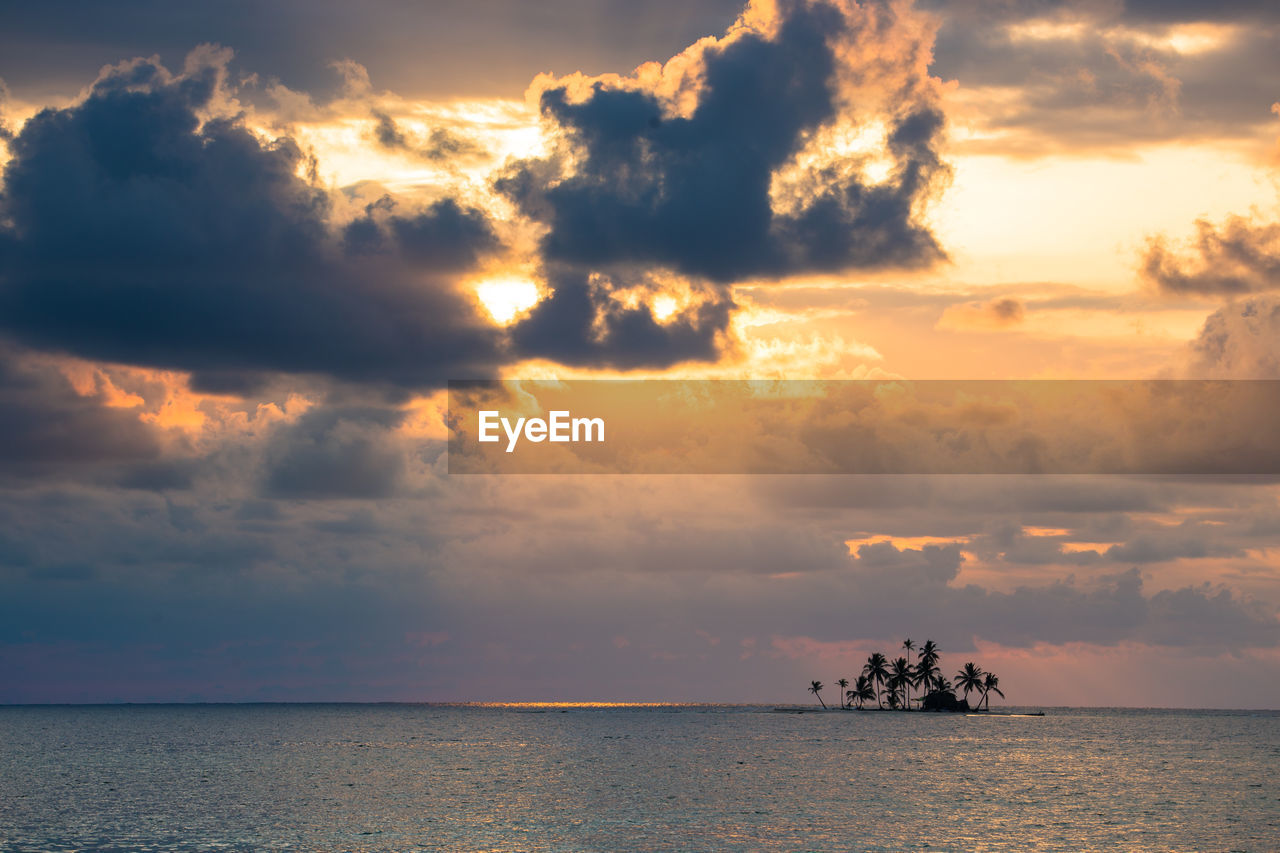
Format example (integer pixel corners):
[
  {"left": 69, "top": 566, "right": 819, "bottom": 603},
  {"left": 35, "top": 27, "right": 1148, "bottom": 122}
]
[
  {"left": 913, "top": 657, "right": 937, "bottom": 703},
  {"left": 848, "top": 676, "right": 875, "bottom": 710},
  {"left": 918, "top": 639, "right": 940, "bottom": 671},
  {"left": 863, "top": 653, "right": 889, "bottom": 709},
  {"left": 902, "top": 639, "right": 915, "bottom": 709},
  {"left": 794, "top": 649, "right": 1010, "bottom": 714},
  {"left": 915, "top": 640, "right": 941, "bottom": 705},
  {"left": 955, "top": 662, "right": 985, "bottom": 706},
  {"left": 981, "top": 672, "right": 1005, "bottom": 711},
  {"left": 888, "top": 657, "right": 911, "bottom": 709}
]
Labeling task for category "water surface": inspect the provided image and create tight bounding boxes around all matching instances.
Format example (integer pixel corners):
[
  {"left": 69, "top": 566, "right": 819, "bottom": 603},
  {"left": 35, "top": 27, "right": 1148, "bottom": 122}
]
[{"left": 2, "top": 705, "right": 1277, "bottom": 851}]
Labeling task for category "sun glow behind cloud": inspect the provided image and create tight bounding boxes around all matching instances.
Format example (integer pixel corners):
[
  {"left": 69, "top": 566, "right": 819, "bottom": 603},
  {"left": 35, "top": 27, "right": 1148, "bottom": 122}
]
[
  {"left": 1006, "top": 17, "right": 1241, "bottom": 57},
  {"left": 474, "top": 276, "right": 542, "bottom": 324},
  {"left": 274, "top": 98, "right": 544, "bottom": 196}
]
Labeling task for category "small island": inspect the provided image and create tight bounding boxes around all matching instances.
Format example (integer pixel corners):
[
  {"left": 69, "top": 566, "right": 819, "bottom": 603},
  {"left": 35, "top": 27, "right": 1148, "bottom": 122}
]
[{"left": 805, "top": 639, "right": 1013, "bottom": 713}]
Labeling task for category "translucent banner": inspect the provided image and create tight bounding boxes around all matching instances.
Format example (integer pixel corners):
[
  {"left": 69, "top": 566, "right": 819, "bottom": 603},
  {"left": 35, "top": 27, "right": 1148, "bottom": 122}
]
[{"left": 446, "top": 380, "right": 1280, "bottom": 475}]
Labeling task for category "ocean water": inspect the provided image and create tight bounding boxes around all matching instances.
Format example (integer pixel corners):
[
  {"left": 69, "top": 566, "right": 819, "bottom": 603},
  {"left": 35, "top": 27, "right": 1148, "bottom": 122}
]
[{"left": 2, "top": 705, "right": 1277, "bottom": 852}]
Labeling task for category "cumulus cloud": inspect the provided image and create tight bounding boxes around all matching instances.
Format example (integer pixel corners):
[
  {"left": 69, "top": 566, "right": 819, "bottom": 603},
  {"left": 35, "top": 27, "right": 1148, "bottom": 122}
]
[
  {"left": 1187, "top": 294, "right": 1280, "bottom": 377},
  {"left": 498, "top": 0, "right": 949, "bottom": 283},
  {"left": 0, "top": 50, "right": 507, "bottom": 390},
  {"left": 484, "top": 0, "right": 952, "bottom": 366}
]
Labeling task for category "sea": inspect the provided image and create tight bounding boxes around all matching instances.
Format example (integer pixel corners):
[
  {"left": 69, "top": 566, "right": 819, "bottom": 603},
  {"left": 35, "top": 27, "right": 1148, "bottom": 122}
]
[{"left": 2, "top": 704, "right": 1277, "bottom": 852}]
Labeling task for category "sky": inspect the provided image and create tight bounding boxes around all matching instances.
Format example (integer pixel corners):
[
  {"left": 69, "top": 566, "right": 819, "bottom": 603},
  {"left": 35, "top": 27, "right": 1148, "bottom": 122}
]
[{"left": 2, "top": 0, "right": 1280, "bottom": 707}]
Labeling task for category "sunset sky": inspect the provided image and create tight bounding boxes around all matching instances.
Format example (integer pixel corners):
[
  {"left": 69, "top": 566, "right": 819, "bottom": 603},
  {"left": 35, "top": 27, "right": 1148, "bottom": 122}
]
[{"left": 2, "top": 0, "right": 1280, "bottom": 706}]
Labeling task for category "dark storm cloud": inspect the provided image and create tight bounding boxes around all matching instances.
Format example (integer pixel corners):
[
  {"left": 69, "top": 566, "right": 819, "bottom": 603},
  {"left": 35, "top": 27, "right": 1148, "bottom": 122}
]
[
  {"left": 262, "top": 406, "right": 407, "bottom": 500},
  {"left": 341, "top": 196, "right": 498, "bottom": 269},
  {"left": 0, "top": 348, "right": 160, "bottom": 480},
  {"left": 496, "top": 0, "right": 948, "bottom": 284},
  {"left": 0, "top": 55, "right": 506, "bottom": 389}
]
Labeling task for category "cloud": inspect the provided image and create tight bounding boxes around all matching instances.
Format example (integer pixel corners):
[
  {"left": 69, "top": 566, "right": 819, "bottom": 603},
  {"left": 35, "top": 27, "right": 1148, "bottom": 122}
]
[
  {"left": 496, "top": 0, "right": 950, "bottom": 284},
  {"left": 927, "top": 1, "right": 1280, "bottom": 153},
  {"left": 0, "top": 51, "right": 507, "bottom": 390},
  {"left": 2, "top": 460, "right": 1279, "bottom": 702},
  {"left": 341, "top": 195, "right": 498, "bottom": 269},
  {"left": 262, "top": 406, "right": 407, "bottom": 499},
  {"left": 0, "top": 3, "right": 954, "bottom": 378},
  {"left": 509, "top": 267, "right": 734, "bottom": 368},
  {"left": 975, "top": 567, "right": 1279, "bottom": 651},
  {"left": 483, "top": 0, "right": 953, "bottom": 368},
  {"left": 369, "top": 109, "right": 485, "bottom": 161},
  {"left": 1187, "top": 294, "right": 1280, "bottom": 377},
  {"left": 1142, "top": 213, "right": 1280, "bottom": 296},
  {"left": 0, "top": 0, "right": 748, "bottom": 104},
  {"left": 936, "top": 296, "right": 1026, "bottom": 330},
  {"left": 0, "top": 347, "right": 162, "bottom": 480},
  {"left": 0, "top": 79, "right": 11, "bottom": 142},
  {"left": 1120, "top": 1, "right": 1280, "bottom": 24},
  {"left": 1103, "top": 533, "right": 1238, "bottom": 563}
]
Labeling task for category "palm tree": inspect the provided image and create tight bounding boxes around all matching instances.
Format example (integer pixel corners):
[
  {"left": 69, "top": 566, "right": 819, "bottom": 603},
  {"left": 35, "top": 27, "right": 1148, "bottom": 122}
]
[
  {"left": 916, "top": 640, "right": 941, "bottom": 706},
  {"left": 863, "top": 653, "right": 889, "bottom": 709},
  {"left": 848, "top": 676, "right": 875, "bottom": 710},
  {"left": 913, "top": 657, "right": 938, "bottom": 703},
  {"left": 837, "top": 678, "right": 849, "bottom": 710},
  {"left": 918, "top": 639, "right": 940, "bottom": 671},
  {"left": 955, "top": 662, "right": 984, "bottom": 706},
  {"left": 888, "top": 657, "right": 912, "bottom": 710},
  {"left": 809, "top": 680, "right": 827, "bottom": 709},
  {"left": 981, "top": 672, "right": 1005, "bottom": 711},
  {"left": 902, "top": 639, "right": 915, "bottom": 709}
]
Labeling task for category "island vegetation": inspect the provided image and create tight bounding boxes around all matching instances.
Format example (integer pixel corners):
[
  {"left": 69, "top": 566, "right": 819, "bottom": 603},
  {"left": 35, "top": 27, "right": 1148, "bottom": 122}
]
[{"left": 807, "top": 639, "right": 1005, "bottom": 712}]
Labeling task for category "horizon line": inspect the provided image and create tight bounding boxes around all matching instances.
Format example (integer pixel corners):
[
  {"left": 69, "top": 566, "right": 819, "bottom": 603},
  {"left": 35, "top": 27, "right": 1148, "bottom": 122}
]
[{"left": 2, "top": 700, "right": 1278, "bottom": 712}]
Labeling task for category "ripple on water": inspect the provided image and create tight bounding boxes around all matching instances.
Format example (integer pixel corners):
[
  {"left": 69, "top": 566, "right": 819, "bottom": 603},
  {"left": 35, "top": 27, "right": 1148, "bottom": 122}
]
[{"left": 1, "top": 705, "right": 1278, "bottom": 852}]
